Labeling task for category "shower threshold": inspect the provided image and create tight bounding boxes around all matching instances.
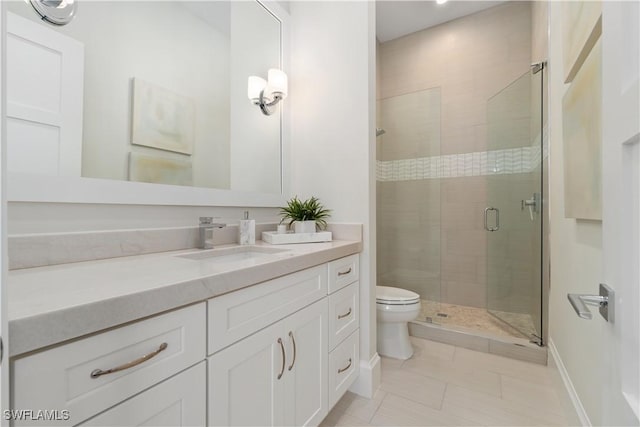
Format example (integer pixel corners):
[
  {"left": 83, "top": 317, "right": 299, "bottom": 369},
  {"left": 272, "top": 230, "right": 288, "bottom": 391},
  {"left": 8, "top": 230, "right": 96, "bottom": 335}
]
[
  {"left": 411, "top": 299, "right": 546, "bottom": 364},
  {"left": 420, "top": 299, "right": 536, "bottom": 339}
]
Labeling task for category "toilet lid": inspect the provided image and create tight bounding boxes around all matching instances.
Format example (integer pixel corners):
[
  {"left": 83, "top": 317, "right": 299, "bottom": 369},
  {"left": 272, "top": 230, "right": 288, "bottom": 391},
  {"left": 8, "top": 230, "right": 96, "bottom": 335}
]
[{"left": 376, "top": 286, "right": 420, "bottom": 304}]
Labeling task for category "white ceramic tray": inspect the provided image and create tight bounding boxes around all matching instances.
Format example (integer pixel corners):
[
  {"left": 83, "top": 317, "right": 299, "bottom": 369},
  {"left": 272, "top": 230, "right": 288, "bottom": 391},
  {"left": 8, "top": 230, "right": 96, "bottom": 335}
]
[{"left": 262, "top": 231, "right": 332, "bottom": 245}]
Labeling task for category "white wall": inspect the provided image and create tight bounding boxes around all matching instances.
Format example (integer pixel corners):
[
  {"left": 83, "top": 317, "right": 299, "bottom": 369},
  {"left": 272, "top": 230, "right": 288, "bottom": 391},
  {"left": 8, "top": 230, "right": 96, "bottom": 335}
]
[
  {"left": 548, "top": 2, "right": 604, "bottom": 424},
  {"left": 289, "top": 1, "right": 378, "bottom": 397},
  {"left": 229, "top": 1, "right": 281, "bottom": 194}
]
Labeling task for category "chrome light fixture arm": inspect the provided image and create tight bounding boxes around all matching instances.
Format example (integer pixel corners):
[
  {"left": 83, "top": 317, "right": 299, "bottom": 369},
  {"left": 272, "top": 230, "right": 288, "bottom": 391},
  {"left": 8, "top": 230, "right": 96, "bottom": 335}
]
[
  {"left": 248, "top": 69, "right": 288, "bottom": 116},
  {"left": 256, "top": 91, "right": 284, "bottom": 116}
]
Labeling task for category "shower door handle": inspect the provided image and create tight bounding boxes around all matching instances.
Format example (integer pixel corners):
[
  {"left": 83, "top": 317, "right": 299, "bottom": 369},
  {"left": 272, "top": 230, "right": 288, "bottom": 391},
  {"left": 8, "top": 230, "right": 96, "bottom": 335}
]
[{"left": 484, "top": 207, "right": 499, "bottom": 232}]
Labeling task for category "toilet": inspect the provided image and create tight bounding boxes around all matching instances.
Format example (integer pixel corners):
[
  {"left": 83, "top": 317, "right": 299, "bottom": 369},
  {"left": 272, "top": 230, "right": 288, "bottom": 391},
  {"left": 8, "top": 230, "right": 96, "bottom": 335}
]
[{"left": 376, "top": 286, "right": 421, "bottom": 360}]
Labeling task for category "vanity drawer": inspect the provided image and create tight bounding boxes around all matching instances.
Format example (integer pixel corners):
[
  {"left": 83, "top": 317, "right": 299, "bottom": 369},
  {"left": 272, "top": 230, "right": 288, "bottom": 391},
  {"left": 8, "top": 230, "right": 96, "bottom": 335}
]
[
  {"left": 328, "top": 281, "right": 359, "bottom": 351},
  {"left": 328, "top": 329, "right": 360, "bottom": 408},
  {"left": 208, "top": 264, "right": 327, "bottom": 354},
  {"left": 80, "top": 362, "right": 206, "bottom": 427},
  {"left": 328, "top": 254, "right": 359, "bottom": 293},
  {"left": 12, "top": 303, "right": 206, "bottom": 426}
]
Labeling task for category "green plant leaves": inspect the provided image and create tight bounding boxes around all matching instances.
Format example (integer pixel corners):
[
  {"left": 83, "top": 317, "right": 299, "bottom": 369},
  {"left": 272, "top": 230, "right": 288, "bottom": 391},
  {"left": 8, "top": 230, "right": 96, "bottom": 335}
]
[{"left": 279, "top": 196, "right": 332, "bottom": 230}]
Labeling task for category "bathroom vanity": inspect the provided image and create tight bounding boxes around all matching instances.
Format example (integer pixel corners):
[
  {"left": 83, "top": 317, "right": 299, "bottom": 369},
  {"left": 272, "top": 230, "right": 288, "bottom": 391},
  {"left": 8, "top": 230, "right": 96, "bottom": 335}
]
[{"left": 8, "top": 240, "right": 361, "bottom": 426}]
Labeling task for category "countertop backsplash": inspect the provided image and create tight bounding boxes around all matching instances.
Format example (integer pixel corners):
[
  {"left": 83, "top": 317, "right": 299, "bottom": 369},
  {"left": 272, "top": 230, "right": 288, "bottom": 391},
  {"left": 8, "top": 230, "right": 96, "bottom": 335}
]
[{"left": 8, "top": 222, "right": 362, "bottom": 270}]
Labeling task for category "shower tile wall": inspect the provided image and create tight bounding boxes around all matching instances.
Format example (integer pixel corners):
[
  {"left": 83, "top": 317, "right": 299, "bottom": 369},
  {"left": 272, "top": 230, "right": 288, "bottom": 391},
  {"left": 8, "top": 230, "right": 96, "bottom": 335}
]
[
  {"left": 377, "top": 2, "right": 532, "bottom": 309},
  {"left": 377, "top": 88, "right": 442, "bottom": 301}
]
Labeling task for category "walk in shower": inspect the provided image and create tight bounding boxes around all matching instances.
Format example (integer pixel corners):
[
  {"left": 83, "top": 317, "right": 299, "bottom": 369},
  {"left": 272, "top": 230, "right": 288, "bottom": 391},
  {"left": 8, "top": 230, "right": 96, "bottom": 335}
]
[{"left": 377, "top": 64, "right": 545, "bottom": 345}]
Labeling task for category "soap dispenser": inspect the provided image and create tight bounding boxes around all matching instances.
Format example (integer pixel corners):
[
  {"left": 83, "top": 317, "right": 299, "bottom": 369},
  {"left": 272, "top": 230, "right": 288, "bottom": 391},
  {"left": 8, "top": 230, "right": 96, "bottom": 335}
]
[{"left": 239, "top": 211, "right": 256, "bottom": 245}]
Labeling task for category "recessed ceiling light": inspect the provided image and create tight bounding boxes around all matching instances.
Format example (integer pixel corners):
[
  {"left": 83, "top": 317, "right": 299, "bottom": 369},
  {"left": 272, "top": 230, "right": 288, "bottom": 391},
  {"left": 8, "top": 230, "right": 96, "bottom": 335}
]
[{"left": 436, "top": 0, "right": 448, "bottom": 4}]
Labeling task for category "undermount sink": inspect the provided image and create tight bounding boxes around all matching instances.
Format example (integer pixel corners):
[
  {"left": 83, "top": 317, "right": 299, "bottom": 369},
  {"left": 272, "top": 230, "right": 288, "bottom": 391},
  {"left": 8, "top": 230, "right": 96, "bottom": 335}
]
[{"left": 176, "top": 245, "right": 289, "bottom": 263}]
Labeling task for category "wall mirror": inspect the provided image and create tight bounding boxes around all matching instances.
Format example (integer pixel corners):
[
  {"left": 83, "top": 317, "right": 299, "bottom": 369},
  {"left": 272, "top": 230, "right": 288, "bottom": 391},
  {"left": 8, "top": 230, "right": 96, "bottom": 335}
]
[{"left": 4, "top": 0, "right": 289, "bottom": 206}]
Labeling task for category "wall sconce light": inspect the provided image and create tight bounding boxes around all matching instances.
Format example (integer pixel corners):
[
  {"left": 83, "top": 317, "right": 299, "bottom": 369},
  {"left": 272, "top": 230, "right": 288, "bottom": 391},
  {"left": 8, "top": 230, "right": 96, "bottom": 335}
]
[{"left": 247, "top": 69, "right": 288, "bottom": 116}]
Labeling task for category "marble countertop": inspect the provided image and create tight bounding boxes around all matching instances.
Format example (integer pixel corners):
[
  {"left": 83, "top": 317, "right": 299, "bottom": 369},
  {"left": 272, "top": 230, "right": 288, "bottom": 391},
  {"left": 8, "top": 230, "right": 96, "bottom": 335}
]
[{"left": 8, "top": 240, "right": 361, "bottom": 357}]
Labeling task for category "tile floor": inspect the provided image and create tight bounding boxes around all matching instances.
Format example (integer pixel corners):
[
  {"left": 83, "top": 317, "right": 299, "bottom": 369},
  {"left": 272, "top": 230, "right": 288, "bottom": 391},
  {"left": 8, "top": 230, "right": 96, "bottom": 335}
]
[{"left": 321, "top": 337, "right": 578, "bottom": 426}]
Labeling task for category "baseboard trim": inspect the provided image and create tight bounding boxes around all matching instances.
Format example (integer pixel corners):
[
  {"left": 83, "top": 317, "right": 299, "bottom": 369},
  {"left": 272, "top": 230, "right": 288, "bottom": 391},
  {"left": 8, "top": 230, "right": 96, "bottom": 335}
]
[
  {"left": 348, "top": 352, "right": 381, "bottom": 399},
  {"left": 548, "top": 338, "right": 592, "bottom": 426}
]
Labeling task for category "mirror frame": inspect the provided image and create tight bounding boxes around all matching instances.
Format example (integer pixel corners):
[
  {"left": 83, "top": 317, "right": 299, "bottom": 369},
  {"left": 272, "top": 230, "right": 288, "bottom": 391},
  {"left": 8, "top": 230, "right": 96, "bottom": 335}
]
[{"left": 3, "top": 0, "right": 290, "bottom": 207}]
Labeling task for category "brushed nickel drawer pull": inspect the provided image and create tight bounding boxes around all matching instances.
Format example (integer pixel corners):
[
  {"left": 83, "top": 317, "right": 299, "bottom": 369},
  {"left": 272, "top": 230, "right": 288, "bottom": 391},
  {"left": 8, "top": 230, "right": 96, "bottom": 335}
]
[
  {"left": 337, "top": 267, "right": 352, "bottom": 276},
  {"left": 288, "top": 331, "right": 296, "bottom": 371},
  {"left": 337, "top": 308, "right": 352, "bottom": 319},
  {"left": 338, "top": 358, "right": 352, "bottom": 374},
  {"left": 90, "top": 342, "right": 168, "bottom": 379},
  {"left": 277, "top": 338, "right": 285, "bottom": 380}
]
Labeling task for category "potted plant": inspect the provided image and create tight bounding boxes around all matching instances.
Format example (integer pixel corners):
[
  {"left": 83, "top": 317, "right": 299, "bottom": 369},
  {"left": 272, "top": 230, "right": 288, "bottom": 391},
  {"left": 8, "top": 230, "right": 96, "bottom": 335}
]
[{"left": 280, "top": 196, "right": 331, "bottom": 233}]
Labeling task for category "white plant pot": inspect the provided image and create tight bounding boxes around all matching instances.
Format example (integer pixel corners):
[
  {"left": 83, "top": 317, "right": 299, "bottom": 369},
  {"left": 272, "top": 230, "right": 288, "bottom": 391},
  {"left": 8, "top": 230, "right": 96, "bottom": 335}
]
[{"left": 294, "top": 221, "right": 316, "bottom": 234}]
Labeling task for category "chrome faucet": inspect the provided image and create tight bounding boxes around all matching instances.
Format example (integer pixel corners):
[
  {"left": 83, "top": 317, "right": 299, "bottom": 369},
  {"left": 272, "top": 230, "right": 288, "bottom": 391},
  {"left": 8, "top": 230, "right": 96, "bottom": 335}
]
[{"left": 199, "top": 217, "right": 226, "bottom": 249}]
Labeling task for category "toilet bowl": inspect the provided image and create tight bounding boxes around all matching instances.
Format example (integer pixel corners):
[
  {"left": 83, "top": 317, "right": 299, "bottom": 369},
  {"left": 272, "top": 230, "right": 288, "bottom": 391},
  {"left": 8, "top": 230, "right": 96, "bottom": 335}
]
[{"left": 376, "top": 286, "right": 421, "bottom": 360}]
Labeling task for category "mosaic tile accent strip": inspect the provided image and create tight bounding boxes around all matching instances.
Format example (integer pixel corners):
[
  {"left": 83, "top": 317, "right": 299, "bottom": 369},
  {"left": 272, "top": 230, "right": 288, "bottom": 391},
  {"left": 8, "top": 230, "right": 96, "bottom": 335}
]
[{"left": 377, "top": 146, "right": 543, "bottom": 182}]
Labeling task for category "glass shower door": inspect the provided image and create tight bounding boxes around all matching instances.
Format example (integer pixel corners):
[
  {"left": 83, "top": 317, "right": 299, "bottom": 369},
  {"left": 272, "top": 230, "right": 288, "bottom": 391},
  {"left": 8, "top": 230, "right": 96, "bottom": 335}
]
[{"left": 485, "top": 67, "right": 543, "bottom": 341}]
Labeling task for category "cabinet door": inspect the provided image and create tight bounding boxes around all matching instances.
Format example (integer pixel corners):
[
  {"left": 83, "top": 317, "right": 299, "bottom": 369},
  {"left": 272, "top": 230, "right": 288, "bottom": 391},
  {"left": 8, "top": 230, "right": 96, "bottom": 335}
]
[
  {"left": 80, "top": 362, "right": 206, "bottom": 426},
  {"left": 208, "top": 320, "right": 285, "bottom": 427},
  {"left": 283, "top": 299, "right": 328, "bottom": 427}
]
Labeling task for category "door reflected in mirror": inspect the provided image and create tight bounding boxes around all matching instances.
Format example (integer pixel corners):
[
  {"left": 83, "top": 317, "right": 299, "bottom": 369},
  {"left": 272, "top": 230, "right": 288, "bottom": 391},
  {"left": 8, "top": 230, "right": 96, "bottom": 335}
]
[{"left": 5, "top": 0, "right": 283, "bottom": 194}]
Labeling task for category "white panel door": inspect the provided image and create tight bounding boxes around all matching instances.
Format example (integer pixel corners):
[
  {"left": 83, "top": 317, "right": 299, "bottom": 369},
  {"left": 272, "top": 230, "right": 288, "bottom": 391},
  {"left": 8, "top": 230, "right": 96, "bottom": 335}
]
[
  {"left": 283, "top": 299, "right": 328, "bottom": 427},
  {"left": 601, "top": 1, "right": 640, "bottom": 425},
  {"left": 208, "top": 319, "right": 285, "bottom": 427},
  {"left": 6, "top": 12, "right": 83, "bottom": 176}
]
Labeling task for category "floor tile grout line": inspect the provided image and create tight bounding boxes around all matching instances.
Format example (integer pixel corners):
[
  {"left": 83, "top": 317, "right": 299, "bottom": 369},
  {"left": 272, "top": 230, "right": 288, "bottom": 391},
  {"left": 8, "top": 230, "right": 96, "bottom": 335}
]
[
  {"left": 368, "top": 390, "right": 390, "bottom": 423},
  {"left": 378, "top": 385, "right": 447, "bottom": 413},
  {"left": 492, "top": 368, "right": 556, "bottom": 387},
  {"left": 439, "top": 382, "right": 449, "bottom": 411},
  {"left": 399, "top": 358, "right": 505, "bottom": 400}
]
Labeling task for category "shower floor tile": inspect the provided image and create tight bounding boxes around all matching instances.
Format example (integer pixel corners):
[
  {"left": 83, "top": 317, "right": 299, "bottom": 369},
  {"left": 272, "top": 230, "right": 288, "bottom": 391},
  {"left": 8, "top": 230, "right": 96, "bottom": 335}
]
[{"left": 418, "top": 299, "right": 537, "bottom": 339}]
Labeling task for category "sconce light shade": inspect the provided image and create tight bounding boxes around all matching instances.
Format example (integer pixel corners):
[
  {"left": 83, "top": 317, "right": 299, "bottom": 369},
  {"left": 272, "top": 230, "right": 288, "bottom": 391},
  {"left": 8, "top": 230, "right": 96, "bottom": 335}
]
[
  {"left": 268, "top": 68, "right": 288, "bottom": 99},
  {"left": 248, "top": 76, "right": 267, "bottom": 102},
  {"left": 247, "top": 68, "right": 288, "bottom": 116}
]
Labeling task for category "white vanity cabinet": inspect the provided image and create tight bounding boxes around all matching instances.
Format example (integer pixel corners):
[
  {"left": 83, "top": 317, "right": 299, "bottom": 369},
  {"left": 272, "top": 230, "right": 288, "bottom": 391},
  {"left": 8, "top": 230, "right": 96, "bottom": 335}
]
[
  {"left": 208, "top": 254, "right": 361, "bottom": 427},
  {"left": 208, "top": 298, "right": 328, "bottom": 427},
  {"left": 326, "top": 255, "right": 360, "bottom": 408},
  {"left": 207, "top": 265, "right": 329, "bottom": 427},
  {"left": 10, "top": 252, "right": 361, "bottom": 427}
]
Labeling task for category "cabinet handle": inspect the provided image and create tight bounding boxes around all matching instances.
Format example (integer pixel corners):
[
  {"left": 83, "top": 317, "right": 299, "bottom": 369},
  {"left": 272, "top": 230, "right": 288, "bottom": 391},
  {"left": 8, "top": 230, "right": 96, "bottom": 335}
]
[
  {"left": 277, "top": 338, "right": 285, "bottom": 380},
  {"left": 288, "top": 331, "right": 296, "bottom": 371},
  {"left": 90, "top": 342, "right": 168, "bottom": 379},
  {"left": 338, "top": 358, "right": 352, "bottom": 374},
  {"left": 337, "top": 308, "right": 352, "bottom": 320},
  {"left": 337, "top": 267, "right": 352, "bottom": 276}
]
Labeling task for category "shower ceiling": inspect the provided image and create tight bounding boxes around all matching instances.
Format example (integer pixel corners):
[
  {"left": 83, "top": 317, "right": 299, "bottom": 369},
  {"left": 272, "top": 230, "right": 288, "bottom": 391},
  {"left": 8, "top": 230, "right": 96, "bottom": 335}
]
[{"left": 376, "top": 0, "right": 506, "bottom": 42}]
